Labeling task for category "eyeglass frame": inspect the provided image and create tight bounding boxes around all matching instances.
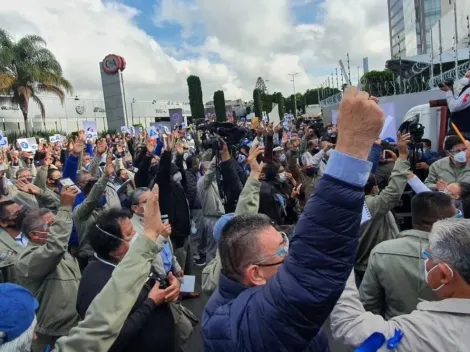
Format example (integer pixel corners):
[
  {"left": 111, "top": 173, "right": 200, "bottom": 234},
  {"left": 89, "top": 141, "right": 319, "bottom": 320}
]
[{"left": 253, "top": 231, "right": 289, "bottom": 267}]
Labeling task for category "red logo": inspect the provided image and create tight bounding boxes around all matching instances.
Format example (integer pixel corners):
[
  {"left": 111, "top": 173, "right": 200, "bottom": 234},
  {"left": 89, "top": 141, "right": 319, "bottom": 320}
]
[
  {"left": 102, "top": 54, "right": 126, "bottom": 74},
  {"left": 463, "top": 93, "right": 470, "bottom": 104}
]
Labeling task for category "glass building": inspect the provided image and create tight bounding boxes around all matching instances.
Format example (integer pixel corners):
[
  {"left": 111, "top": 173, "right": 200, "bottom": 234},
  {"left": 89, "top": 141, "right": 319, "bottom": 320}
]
[{"left": 388, "top": 0, "right": 442, "bottom": 58}]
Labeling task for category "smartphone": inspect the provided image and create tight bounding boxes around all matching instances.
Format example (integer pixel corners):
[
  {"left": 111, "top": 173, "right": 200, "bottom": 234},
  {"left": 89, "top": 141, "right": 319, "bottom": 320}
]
[
  {"left": 383, "top": 150, "right": 387, "bottom": 159},
  {"left": 60, "top": 178, "right": 81, "bottom": 193},
  {"left": 161, "top": 214, "right": 169, "bottom": 223}
]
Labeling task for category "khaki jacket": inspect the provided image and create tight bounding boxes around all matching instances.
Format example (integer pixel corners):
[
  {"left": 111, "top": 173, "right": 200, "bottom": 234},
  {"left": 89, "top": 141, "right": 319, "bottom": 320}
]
[
  {"left": 425, "top": 156, "right": 470, "bottom": 189},
  {"left": 53, "top": 233, "right": 158, "bottom": 352},
  {"left": 34, "top": 167, "right": 61, "bottom": 213},
  {"left": 73, "top": 176, "right": 109, "bottom": 259},
  {"left": 131, "top": 215, "right": 182, "bottom": 276},
  {"left": 356, "top": 158, "right": 410, "bottom": 272},
  {"left": 0, "top": 228, "right": 25, "bottom": 283},
  {"left": 15, "top": 206, "right": 81, "bottom": 336},
  {"left": 359, "top": 229, "right": 438, "bottom": 319},
  {"left": 330, "top": 271, "right": 470, "bottom": 351},
  {"left": 202, "top": 177, "right": 261, "bottom": 293}
]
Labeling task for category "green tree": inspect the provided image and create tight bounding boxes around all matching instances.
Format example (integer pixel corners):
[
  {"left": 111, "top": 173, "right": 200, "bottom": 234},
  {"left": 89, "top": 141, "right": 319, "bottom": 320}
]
[
  {"left": 0, "top": 29, "right": 73, "bottom": 136},
  {"left": 261, "top": 92, "right": 274, "bottom": 113},
  {"left": 360, "top": 70, "right": 395, "bottom": 97},
  {"left": 253, "top": 88, "right": 262, "bottom": 118},
  {"left": 304, "top": 88, "right": 320, "bottom": 105},
  {"left": 273, "top": 92, "right": 285, "bottom": 118},
  {"left": 187, "top": 75, "right": 205, "bottom": 120},
  {"left": 213, "top": 90, "right": 226, "bottom": 122}
]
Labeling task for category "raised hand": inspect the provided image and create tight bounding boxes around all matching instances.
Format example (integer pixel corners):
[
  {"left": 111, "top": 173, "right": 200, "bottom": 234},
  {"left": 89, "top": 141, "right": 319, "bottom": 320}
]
[
  {"left": 144, "top": 184, "right": 161, "bottom": 242},
  {"left": 248, "top": 145, "right": 264, "bottom": 179},
  {"left": 104, "top": 156, "right": 114, "bottom": 177},
  {"left": 60, "top": 186, "right": 79, "bottom": 207},
  {"left": 336, "top": 87, "right": 385, "bottom": 160},
  {"left": 397, "top": 132, "right": 411, "bottom": 160},
  {"left": 160, "top": 221, "right": 172, "bottom": 238},
  {"left": 175, "top": 143, "right": 184, "bottom": 155}
]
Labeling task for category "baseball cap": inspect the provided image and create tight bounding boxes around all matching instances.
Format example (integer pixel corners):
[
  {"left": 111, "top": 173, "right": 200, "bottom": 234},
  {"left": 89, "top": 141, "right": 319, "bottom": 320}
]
[
  {"left": 213, "top": 213, "right": 235, "bottom": 242},
  {"left": 0, "top": 283, "right": 38, "bottom": 343}
]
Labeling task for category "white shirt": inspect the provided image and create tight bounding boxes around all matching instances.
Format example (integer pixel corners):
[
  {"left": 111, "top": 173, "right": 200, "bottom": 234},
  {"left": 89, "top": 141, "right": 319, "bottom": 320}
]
[{"left": 446, "top": 78, "right": 470, "bottom": 113}]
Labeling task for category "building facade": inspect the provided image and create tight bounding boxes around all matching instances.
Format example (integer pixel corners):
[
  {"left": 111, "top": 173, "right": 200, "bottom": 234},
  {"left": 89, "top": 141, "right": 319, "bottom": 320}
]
[{"left": 388, "top": 0, "right": 442, "bottom": 58}]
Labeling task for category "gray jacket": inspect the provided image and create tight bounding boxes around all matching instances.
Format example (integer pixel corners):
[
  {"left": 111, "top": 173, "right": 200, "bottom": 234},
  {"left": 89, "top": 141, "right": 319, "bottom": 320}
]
[
  {"left": 330, "top": 271, "right": 470, "bottom": 351},
  {"left": 197, "top": 159, "right": 224, "bottom": 218},
  {"left": 359, "top": 229, "right": 438, "bottom": 319},
  {"left": 425, "top": 156, "right": 470, "bottom": 189},
  {"left": 356, "top": 158, "right": 410, "bottom": 272}
]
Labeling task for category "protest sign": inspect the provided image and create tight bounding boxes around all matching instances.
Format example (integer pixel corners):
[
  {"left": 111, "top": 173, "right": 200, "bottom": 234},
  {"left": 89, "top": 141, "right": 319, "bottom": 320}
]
[
  {"left": 147, "top": 126, "right": 158, "bottom": 139},
  {"left": 83, "top": 121, "right": 98, "bottom": 139},
  {"left": 379, "top": 115, "right": 397, "bottom": 142}
]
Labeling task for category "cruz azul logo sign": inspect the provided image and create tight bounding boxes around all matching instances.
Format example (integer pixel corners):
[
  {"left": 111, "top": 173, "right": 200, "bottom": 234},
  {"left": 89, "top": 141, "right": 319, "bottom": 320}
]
[{"left": 102, "top": 54, "right": 126, "bottom": 74}]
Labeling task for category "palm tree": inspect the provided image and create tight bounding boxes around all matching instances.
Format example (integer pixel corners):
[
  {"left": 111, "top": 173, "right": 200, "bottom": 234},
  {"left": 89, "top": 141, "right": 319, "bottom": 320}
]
[{"left": 0, "top": 28, "right": 72, "bottom": 136}]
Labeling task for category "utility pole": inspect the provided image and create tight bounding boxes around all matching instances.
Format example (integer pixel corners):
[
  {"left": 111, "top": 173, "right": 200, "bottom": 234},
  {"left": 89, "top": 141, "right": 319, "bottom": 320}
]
[{"left": 288, "top": 73, "right": 299, "bottom": 117}]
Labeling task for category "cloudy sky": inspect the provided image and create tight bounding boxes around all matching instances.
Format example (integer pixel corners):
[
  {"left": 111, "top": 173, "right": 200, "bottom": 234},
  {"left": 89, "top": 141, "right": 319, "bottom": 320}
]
[{"left": 0, "top": 0, "right": 390, "bottom": 103}]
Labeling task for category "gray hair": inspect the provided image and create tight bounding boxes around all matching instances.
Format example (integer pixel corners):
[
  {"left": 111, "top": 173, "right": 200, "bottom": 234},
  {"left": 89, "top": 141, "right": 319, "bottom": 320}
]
[
  {"left": 430, "top": 218, "right": 470, "bottom": 284},
  {"left": 0, "top": 316, "right": 36, "bottom": 352},
  {"left": 21, "top": 209, "right": 52, "bottom": 236},
  {"left": 218, "top": 213, "right": 273, "bottom": 282},
  {"left": 129, "top": 187, "right": 150, "bottom": 207},
  {"left": 15, "top": 168, "right": 30, "bottom": 179},
  {"left": 77, "top": 170, "right": 92, "bottom": 184}
]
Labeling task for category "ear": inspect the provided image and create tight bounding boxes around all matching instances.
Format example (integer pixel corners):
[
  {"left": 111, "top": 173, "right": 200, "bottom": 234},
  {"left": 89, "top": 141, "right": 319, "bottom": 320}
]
[
  {"left": 244, "top": 265, "right": 267, "bottom": 287},
  {"left": 438, "top": 263, "right": 454, "bottom": 285},
  {"left": 131, "top": 204, "right": 138, "bottom": 213},
  {"left": 0, "top": 221, "right": 7, "bottom": 229}
]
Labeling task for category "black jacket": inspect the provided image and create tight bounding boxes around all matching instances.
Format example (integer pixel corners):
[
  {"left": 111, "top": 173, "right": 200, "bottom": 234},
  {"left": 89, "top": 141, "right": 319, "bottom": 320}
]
[
  {"left": 77, "top": 260, "right": 175, "bottom": 352},
  {"left": 157, "top": 151, "right": 191, "bottom": 247},
  {"left": 220, "top": 158, "right": 247, "bottom": 213}
]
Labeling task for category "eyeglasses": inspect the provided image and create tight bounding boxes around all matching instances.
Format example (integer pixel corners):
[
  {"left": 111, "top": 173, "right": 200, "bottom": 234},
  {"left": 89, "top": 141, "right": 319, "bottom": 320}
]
[
  {"left": 253, "top": 232, "right": 289, "bottom": 267},
  {"left": 95, "top": 224, "right": 130, "bottom": 243},
  {"left": 422, "top": 248, "right": 432, "bottom": 260}
]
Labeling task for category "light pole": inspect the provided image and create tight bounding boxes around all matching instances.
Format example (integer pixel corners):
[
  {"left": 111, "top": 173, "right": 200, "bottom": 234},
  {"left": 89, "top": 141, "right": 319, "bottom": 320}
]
[
  {"left": 288, "top": 73, "right": 299, "bottom": 117},
  {"left": 131, "top": 98, "right": 135, "bottom": 126},
  {"left": 74, "top": 95, "right": 80, "bottom": 130}
]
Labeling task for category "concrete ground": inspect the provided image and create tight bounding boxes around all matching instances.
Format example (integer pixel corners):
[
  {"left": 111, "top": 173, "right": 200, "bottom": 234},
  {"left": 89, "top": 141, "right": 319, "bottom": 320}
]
[{"left": 181, "top": 265, "right": 210, "bottom": 352}]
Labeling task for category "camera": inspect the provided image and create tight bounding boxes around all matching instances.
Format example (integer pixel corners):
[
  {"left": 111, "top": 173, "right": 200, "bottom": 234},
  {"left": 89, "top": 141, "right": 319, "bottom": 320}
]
[
  {"left": 148, "top": 271, "right": 170, "bottom": 290},
  {"left": 438, "top": 79, "right": 454, "bottom": 89},
  {"left": 399, "top": 115, "right": 425, "bottom": 143}
]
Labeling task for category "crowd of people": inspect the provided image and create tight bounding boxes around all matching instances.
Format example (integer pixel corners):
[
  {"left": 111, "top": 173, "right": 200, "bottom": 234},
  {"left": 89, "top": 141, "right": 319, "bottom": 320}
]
[{"left": 0, "top": 84, "right": 470, "bottom": 352}]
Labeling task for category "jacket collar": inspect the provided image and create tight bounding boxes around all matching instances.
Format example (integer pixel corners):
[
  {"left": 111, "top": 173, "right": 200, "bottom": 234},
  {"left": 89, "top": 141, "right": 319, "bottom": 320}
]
[
  {"left": 0, "top": 228, "right": 24, "bottom": 253},
  {"left": 399, "top": 229, "right": 429, "bottom": 240},
  {"left": 417, "top": 298, "right": 470, "bottom": 315},
  {"left": 218, "top": 272, "right": 249, "bottom": 299}
]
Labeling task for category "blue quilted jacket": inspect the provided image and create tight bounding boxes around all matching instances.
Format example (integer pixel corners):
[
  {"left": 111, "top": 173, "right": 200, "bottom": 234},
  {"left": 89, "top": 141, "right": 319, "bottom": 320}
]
[{"left": 202, "top": 173, "right": 365, "bottom": 351}]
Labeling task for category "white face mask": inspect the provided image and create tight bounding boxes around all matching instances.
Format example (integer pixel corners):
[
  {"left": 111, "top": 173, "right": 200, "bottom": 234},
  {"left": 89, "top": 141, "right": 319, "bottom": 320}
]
[
  {"left": 453, "top": 151, "right": 466, "bottom": 164},
  {"left": 278, "top": 171, "right": 286, "bottom": 182},
  {"left": 173, "top": 172, "right": 182, "bottom": 183},
  {"left": 424, "top": 258, "right": 454, "bottom": 291},
  {"left": 237, "top": 154, "right": 246, "bottom": 164}
]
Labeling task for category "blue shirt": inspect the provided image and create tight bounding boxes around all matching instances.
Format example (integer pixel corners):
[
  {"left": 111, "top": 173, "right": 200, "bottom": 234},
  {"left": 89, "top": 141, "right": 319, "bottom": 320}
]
[{"left": 160, "top": 242, "right": 173, "bottom": 274}]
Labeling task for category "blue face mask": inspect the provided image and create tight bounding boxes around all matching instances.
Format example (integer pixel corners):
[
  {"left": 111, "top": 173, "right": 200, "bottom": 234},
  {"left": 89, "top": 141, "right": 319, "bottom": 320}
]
[
  {"left": 279, "top": 154, "right": 286, "bottom": 163},
  {"left": 98, "top": 195, "right": 107, "bottom": 207},
  {"left": 237, "top": 154, "right": 246, "bottom": 164}
]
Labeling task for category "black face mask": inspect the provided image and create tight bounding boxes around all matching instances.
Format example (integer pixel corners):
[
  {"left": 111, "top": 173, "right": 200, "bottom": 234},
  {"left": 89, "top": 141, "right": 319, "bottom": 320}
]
[{"left": 306, "top": 167, "right": 316, "bottom": 177}]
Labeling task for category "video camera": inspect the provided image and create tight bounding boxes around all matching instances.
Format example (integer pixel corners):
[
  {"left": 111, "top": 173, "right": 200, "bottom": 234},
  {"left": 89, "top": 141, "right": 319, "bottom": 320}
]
[
  {"left": 399, "top": 115, "right": 425, "bottom": 144},
  {"left": 199, "top": 122, "right": 254, "bottom": 152}
]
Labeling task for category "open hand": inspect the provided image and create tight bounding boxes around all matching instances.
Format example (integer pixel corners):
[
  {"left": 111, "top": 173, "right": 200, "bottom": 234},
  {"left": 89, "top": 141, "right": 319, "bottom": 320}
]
[
  {"left": 248, "top": 145, "right": 264, "bottom": 179},
  {"left": 436, "top": 179, "right": 449, "bottom": 191},
  {"left": 397, "top": 132, "right": 411, "bottom": 159},
  {"left": 16, "top": 179, "right": 40, "bottom": 196}
]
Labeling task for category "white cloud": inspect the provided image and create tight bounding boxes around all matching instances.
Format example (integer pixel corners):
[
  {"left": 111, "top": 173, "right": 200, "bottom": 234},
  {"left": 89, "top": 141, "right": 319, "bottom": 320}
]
[{"left": 0, "top": 0, "right": 391, "bottom": 106}]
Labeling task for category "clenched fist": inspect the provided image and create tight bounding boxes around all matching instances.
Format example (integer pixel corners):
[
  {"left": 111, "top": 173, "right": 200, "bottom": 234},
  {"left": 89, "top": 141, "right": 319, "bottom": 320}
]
[{"left": 336, "top": 87, "right": 385, "bottom": 160}]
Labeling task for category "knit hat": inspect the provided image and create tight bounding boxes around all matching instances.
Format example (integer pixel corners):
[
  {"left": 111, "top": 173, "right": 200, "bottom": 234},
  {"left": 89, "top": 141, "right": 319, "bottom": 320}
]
[
  {"left": 0, "top": 283, "right": 38, "bottom": 344},
  {"left": 213, "top": 213, "right": 235, "bottom": 242}
]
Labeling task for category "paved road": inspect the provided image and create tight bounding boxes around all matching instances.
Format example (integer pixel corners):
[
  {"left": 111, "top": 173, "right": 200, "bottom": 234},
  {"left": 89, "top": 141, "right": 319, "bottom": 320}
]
[{"left": 181, "top": 265, "right": 210, "bottom": 352}]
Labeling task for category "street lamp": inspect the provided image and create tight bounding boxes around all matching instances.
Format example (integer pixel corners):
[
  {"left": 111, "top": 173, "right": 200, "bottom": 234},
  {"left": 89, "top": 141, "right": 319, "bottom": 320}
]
[
  {"left": 288, "top": 73, "right": 299, "bottom": 117},
  {"left": 74, "top": 95, "right": 80, "bottom": 130},
  {"left": 131, "top": 98, "right": 136, "bottom": 126}
]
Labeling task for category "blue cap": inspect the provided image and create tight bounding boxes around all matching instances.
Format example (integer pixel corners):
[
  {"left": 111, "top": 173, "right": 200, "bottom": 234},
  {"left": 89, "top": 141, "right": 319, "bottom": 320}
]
[
  {"left": 0, "top": 283, "right": 38, "bottom": 343},
  {"left": 213, "top": 213, "right": 235, "bottom": 242}
]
